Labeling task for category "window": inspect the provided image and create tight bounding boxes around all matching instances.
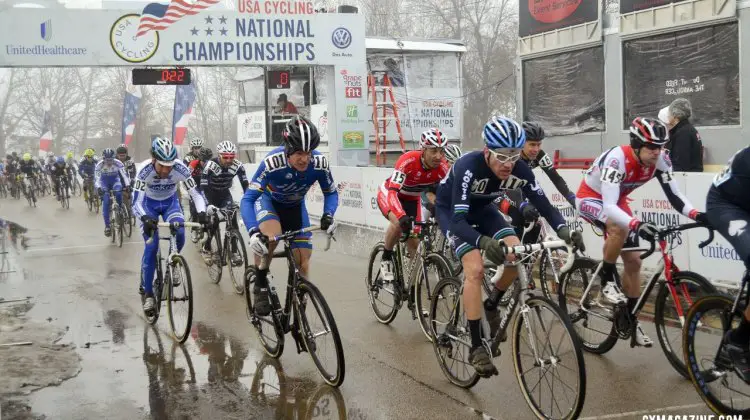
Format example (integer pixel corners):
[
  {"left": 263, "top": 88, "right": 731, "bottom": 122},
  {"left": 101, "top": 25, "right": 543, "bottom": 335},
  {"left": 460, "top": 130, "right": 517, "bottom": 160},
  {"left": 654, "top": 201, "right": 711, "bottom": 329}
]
[
  {"left": 523, "top": 46, "right": 605, "bottom": 136},
  {"left": 623, "top": 22, "right": 739, "bottom": 127}
]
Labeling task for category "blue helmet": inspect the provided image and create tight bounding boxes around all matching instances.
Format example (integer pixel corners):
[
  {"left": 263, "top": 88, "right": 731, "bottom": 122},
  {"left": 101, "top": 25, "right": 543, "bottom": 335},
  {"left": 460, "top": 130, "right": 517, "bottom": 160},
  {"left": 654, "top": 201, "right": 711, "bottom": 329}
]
[
  {"left": 56, "top": 156, "right": 65, "bottom": 164},
  {"left": 482, "top": 116, "right": 526, "bottom": 149},
  {"left": 151, "top": 136, "right": 177, "bottom": 166},
  {"left": 102, "top": 148, "right": 115, "bottom": 159}
]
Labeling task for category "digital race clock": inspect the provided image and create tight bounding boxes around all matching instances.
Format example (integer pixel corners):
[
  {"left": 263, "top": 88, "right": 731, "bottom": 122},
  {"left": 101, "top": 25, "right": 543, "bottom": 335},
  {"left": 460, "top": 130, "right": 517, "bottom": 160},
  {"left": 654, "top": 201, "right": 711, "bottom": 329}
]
[{"left": 132, "top": 68, "right": 192, "bottom": 85}]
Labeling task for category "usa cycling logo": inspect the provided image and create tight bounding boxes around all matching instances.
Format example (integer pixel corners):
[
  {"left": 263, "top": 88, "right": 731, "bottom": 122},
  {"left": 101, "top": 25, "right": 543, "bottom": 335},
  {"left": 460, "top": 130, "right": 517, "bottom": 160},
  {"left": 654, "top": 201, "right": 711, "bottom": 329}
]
[{"left": 332, "top": 27, "right": 352, "bottom": 49}]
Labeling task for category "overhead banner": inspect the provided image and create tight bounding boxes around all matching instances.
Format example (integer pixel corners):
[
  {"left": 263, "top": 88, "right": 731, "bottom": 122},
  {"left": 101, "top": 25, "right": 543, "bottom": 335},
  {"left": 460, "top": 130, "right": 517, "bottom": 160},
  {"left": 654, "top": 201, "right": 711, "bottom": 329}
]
[
  {"left": 623, "top": 23, "right": 739, "bottom": 128},
  {"left": 519, "top": 0, "right": 599, "bottom": 37},
  {"left": 0, "top": 4, "right": 365, "bottom": 67},
  {"left": 620, "top": 0, "right": 688, "bottom": 14},
  {"left": 523, "top": 46, "right": 605, "bottom": 136}
]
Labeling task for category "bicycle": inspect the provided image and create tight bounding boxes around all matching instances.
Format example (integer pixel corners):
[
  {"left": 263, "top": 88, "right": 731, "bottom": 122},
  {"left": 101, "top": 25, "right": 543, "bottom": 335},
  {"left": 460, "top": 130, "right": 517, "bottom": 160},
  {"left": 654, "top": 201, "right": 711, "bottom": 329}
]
[
  {"left": 683, "top": 271, "right": 750, "bottom": 416},
  {"left": 18, "top": 174, "right": 36, "bottom": 207},
  {"left": 106, "top": 189, "right": 126, "bottom": 248},
  {"left": 55, "top": 175, "right": 71, "bottom": 209},
  {"left": 83, "top": 177, "right": 100, "bottom": 214},
  {"left": 202, "top": 203, "right": 249, "bottom": 295},
  {"left": 142, "top": 221, "right": 202, "bottom": 343},
  {"left": 121, "top": 187, "right": 134, "bottom": 238},
  {"left": 244, "top": 225, "right": 345, "bottom": 387},
  {"left": 430, "top": 237, "right": 586, "bottom": 420},
  {"left": 558, "top": 222, "right": 717, "bottom": 379},
  {"left": 365, "top": 218, "right": 454, "bottom": 341}
]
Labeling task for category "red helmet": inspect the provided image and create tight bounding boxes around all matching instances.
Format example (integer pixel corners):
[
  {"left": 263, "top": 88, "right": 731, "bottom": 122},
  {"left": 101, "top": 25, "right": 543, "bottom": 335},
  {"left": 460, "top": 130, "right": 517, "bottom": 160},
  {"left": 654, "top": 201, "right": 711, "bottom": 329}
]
[{"left": 629, "top": 117, "right": 669, "bottom": 147}]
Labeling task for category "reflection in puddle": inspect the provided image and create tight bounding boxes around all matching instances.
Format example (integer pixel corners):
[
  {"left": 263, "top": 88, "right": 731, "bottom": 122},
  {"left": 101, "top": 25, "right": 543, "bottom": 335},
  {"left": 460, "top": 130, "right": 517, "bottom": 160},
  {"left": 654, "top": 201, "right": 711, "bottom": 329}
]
[
  {"left": 0, "top": 218, "right": 29, "bottom": 250},
  {"left": 103, "top": 309, "right": 128, "bottom": 344},
  {"left": 141, "top": 322, "right": 349, "bottom": 419}
]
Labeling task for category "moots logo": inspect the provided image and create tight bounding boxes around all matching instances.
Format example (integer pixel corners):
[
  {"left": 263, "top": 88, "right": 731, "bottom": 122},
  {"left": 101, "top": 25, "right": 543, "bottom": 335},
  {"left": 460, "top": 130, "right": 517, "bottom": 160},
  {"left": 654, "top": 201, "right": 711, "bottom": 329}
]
[
  {"left": 110, "top": 14, "right": 159, "bottom": 63},
  {"left": 331, "top": 27, "right": 352, "bottom": 49},
  {"left": 529, "top": 0, "right": 582, "bottom": 24}
]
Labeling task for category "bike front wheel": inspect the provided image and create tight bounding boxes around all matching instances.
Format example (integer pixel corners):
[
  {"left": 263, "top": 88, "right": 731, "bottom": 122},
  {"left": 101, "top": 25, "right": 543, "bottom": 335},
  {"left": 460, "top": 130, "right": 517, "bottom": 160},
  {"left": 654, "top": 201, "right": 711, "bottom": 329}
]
[
  {"left": 167, "top": 254, "right": 194, "bottom": 343},
  {"left": 415, "top": 252, "right": 452, "bottom": 342},
  {"left": 365, "top": 243, "right": 400, "bottom": 324},
  {"left": 245, "top": 267, "right": 285, "bottom": 358},
  {"left": 296, "top": 279, "right": 345, "bottom": 387},
  {"left": 512, "top": 295, "right": 586, "bottom": 420},
  {"left": 226, "top": 230, "right": 248, "bottom": 295}
]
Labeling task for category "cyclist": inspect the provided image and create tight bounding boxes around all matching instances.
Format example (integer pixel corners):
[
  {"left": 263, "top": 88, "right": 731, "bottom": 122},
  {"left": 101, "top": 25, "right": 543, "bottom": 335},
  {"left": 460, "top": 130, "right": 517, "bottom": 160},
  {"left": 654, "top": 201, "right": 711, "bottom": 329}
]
[
  {"left": 184, "top": 138, "right": 204, "bottom": 166},
  {"left": 422, "top": 143, "right": 462, "bottom": 217},
  {"left": 240, "top": 116, "right": 338, "bottom": 317},
  {"left": 434, "top": 116, "right": 582, "bottom": 376},
  {"left": 200, "top": 140, "right": 250, "bottom": 266},
  {"left": 376, "top": 128, "right": 451, "bottom": 281},
  {"left": 79, "top": 148, "right": 98, "bottom": 202},
  {"left": 50, "top": 156, "right": 69, "bottom": 201},
  {"left": 18, "top": 153, "right": 38, "bottom": 203},
  {"left": 5, "top": 154, "right": 19, "bottom": 197},
  {"left": 705, "top": 146, "right": 750, "bottom": 379},
  {"left": 576, "top": 117, "right": 707, "bottom": 347},
  {"left": 116, "top": 144, "right": 137, "bottom": 183},
  {"left": 132, "top": 136, "right": 207, "bottom": 315},
  {"left": 186, "top": 147, "right": 212, "bottom": 230},
  {"left": 95, "top": 148, "right": 130, "bottom": 237},
  {"left": 64, "top": 151, "right": 78, "bottom": 186}
]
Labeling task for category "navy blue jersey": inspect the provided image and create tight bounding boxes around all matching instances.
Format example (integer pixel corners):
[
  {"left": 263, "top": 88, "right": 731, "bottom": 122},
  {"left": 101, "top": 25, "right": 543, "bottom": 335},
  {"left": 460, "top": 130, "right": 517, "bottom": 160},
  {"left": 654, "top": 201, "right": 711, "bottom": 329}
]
[
  {"left": 435, "top": 150, "right": 565, "bottom": 247},
  {"left": 711, "top": 146, "right": 750, "bottom": 213}
]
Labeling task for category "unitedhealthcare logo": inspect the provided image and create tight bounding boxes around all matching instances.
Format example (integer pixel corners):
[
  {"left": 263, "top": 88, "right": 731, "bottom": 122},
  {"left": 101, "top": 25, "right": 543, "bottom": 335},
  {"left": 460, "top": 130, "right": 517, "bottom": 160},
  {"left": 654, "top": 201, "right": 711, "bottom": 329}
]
[{"left": 5, "top": 19, "right": 87, "bottom": 56}]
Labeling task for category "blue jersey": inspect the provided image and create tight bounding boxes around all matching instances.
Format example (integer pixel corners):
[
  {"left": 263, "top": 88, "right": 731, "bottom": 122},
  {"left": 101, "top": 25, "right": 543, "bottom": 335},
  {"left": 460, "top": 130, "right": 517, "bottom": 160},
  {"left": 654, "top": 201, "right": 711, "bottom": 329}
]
[
  {"left": 78, "top": 157, "right": 97, "bottom": 177},
  {"left": 435, "top": 150, "right": 566, "bottom": 247},
  {"left": 95, "top": 159, "right": 130, "bottom": 189},
  {"left": 240, "top": 147, "right": 338, "bottom": 231}
]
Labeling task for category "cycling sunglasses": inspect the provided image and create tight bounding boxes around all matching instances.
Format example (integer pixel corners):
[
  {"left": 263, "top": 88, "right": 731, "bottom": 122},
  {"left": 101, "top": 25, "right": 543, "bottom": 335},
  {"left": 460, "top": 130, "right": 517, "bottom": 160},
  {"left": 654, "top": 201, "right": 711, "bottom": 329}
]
[{"left": 488, "top": 148, "right": 521, "bottom": 164}]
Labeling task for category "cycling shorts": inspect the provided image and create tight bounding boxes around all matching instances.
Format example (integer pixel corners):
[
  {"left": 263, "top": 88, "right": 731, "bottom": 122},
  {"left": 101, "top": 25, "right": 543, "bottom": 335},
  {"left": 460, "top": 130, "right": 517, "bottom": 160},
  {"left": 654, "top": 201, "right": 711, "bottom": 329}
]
[
  {"left": 577, "top": 196, "right": 640, "bottom": 251},
  {"left": 254, "top": 193, "right": 312, "bottom": 249},
  {"left": 435, "top": 203, "right": 515, "bottom": 260},
  {"left": 376, "top": 188, "right": 423, "bottom": 234},
  {"left": 707, "top": 187, "right": 750, "bottom": 269}
]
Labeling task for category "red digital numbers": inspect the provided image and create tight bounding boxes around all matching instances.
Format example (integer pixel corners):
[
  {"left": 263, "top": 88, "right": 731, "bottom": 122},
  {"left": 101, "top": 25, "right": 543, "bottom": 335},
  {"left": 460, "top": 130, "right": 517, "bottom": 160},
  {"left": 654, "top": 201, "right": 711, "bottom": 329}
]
[
  {"left": 161, "top": 69, "right": 170, "bottom": 82},
  {"left": 280, "top": 71, "right": 288, "bottom": 86},
  {"left": 176, "top": 70, "right": 184, "bottom": 82}
]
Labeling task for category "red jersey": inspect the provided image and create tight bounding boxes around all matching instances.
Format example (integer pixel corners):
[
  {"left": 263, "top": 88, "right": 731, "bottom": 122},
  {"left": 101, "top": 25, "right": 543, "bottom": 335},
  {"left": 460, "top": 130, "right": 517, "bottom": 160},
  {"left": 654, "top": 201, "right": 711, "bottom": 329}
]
[{"left": 380, "top": 150, "right": 449, "bottom": 219}]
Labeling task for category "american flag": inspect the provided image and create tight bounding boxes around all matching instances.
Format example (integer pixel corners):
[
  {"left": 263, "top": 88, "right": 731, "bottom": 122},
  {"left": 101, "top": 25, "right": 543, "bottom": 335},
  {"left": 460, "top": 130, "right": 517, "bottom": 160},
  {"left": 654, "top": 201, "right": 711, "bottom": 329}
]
[
  {"left": 38, "top": 96, "right": 52, "bottom": 156},
  {"left": 121, "top": 84, "right": 142, "bottom": 146},
  {"left": 136, "top": 0, "right": 221, "bottom": 37},
  {"left": 172, "top": 81, "right": 196, "bottom": 146}
]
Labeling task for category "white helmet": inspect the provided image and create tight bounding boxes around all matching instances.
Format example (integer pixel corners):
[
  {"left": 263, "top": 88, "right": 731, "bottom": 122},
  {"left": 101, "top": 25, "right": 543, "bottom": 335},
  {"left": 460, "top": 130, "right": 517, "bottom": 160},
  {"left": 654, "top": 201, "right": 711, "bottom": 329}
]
[
  {"left": 189, "top": 138, "right": 204, "bottom": 148},
  {"left": 419, "top": 128, "right": 448, "bottom": 149},
  {"left": 444, "top": 143, "right": 462, "bottom": 163},
  {"left": 216, "top": 140, "right": 237, "bottom": 157}
]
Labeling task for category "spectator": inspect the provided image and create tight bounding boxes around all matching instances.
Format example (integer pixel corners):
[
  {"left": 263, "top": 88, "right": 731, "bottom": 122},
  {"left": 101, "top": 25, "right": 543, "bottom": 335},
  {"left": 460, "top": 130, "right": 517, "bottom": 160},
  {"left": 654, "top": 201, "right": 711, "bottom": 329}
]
[
  {"left": 664, "top": 98, "right": 703, "bottom": 172},
  {"left": 276, "top": 94, "right": 298, "bottom": 115}
]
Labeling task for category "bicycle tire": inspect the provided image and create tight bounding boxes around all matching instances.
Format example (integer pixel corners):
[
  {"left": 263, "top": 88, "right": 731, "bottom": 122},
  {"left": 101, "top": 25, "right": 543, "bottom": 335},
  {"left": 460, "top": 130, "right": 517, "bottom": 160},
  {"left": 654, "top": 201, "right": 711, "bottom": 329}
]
[
  {"left": 86, "top": 187, "right": 93, "bottom": 212},
  {"left": 167, "top": 254, "right": 193, "bottom": 343},
  {"left": 512, "top": 295, "right": 586, "bottom": 420},
  {"left": 117, "top": 208, "right": 124, "bottom": 248},
  {"left": 206, "top": 226, "right": 223, "bottom": 284},
  {"left": 123, "top": 207, "right": 133, "bottom": 238},
  {"left": 538, "top": 246, "right": 568, "bottom": 300},
  {"left": 304, "top": 383, "right": 348, "bottom": 420},
  {"left": 110, "top": 204, "right": 116, "bottom": 244},
  {"left": 244, "top": 266, "right": 285, "bottom": 358},
  {"left": 558, "top": 257, "right": 619, "bottom": 354},
  {"left": 227, "top": 230, "right": 248, "bottom": 295},
  {"left": 415, "top": 252, "right": 452, "bottom": 342},
  {"left": 365, "top": 243, "right": 400, "bottom": 324},
  {"left": 296, "top": 279, "right": 345, "bottom": 387},
  {"left": 429, "top": 276, "right": 481, "bottom": 388},
  {"left": 654, "top": 271, "right": 717, "bottom": 379},
  {"left": 684, "top": 294, "right": 750, "bottom": 416}
]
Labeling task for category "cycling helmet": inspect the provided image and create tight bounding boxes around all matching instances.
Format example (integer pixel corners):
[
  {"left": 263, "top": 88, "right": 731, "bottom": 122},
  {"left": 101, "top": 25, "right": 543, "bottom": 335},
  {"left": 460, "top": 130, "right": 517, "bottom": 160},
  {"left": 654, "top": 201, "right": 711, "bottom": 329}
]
[
  {"left": 522, "top": 121, "right": 545, "bottom": 141},
  {"left": 199, "top": 147, "right": 213, "bottom": 161},
  {"left": 47, "top": 151, "right": 54, "bottom": 158},
  {"left": 56, "top": 156, "right": 65, "bottom": 164},
  {"left": 483, "top": 116, "right": 525, "bottom": 149},
  {"left": 444, "top": 144, "right": 462, "bottom": 164},
  {"left": 83, "top": 148, "right": 95, "bottom": 158},
  {"left": 283, "top": 116, "right": 320, "bottom": 154},
  {"left": 66, "top": 151, "right": 73, "bottom": 159},
  {"left": 116, "top": 144, "right": 127, "bottom": 154},
  {"left": 629, "top": 117, "right": 669, "bottom": 148},
  {"left": 189, "top": 138, "right": 204, "bottom": 149},
  {"left": 216, "top": 140, "right": 237, "bottom": 158},
  {"left": 22, "top": 153, "right": 31, "bottom": 161},
  {"left": 419, "top": 128, "right": 449, "bottom": 148},
  {"left": 151, "top": 136, "right": 177, "bottom": 166},
  {"left": 102, "top": 148, "right": 115, "bottom": 159}
]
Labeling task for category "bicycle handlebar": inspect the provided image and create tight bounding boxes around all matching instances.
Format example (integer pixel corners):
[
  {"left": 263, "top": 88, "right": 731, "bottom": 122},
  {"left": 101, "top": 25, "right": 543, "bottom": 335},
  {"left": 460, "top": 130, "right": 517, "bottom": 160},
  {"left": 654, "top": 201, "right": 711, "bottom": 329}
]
[
  {"left": 265, "top": 225, "right": 336, "bottom": 251},
  {"left": 145, "top": 221, "right": 205, "bottom": 245},
  {"left": 639, "top": 222, "right": 714, "bottom": 260},
  {"left": 498, "top": 239, "right": 577, "bottom": 273}
]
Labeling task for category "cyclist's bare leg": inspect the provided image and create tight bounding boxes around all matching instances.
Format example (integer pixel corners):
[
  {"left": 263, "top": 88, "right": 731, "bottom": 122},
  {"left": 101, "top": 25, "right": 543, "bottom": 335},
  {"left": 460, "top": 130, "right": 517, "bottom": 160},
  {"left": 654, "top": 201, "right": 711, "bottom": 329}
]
[
  {"left": 603, "top": 220, "right": 627, "bottom": 262},
  {"left": 620, "top": 251, "right": 642, "bottom": 299},
  {"left": 462, "top": 249, "right": 485, "bottom": 322},
  {"left": 254, "top": 219, "right": 282, "bottom": 267},
  {"left": 292, "top": 248, "right": 312, "bottom": 278},
  {"left": 384, "top": 213, "right": 403, "bottom": 251}
]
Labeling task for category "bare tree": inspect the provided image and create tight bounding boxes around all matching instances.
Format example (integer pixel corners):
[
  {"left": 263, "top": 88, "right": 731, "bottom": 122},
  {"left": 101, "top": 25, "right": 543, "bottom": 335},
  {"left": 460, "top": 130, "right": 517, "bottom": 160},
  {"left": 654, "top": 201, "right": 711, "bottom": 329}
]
[
  {"left": 73, "top": 68, "right": 99, "bottom": 151},
  {"left": 0, "top": 69, "right": 33, "bottom": 155}
]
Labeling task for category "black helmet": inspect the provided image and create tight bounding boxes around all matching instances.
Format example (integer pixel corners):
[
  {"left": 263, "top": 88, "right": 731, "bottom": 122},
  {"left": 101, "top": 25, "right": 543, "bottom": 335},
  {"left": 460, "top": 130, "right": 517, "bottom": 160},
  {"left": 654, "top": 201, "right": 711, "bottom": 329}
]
[
  {"left": 283, "top": 116, "right": 320, "bottom": 155},
  {"left": 116, "top": 145, "right": 128, "bottom": 154},
  {"left": 199, "top": 147, "right": 213, "bottom": 161},
  {"left": 522, "top": 121, "right": 545, "bottom": 141}
]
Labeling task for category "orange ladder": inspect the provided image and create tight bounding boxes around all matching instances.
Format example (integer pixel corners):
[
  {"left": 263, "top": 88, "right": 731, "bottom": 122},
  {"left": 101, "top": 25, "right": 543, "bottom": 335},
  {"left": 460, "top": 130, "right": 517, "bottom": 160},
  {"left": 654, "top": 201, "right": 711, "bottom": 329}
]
[{"left": 368, "top": 72, "right": 406, "bottom": 166}]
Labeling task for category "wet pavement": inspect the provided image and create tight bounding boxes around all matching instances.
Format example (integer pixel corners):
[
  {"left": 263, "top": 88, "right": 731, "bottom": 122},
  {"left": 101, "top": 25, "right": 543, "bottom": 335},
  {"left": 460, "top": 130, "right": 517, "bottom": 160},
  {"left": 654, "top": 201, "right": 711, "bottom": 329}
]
[{"left": 0, "top": 195, "right": 720, "bottom": 419}]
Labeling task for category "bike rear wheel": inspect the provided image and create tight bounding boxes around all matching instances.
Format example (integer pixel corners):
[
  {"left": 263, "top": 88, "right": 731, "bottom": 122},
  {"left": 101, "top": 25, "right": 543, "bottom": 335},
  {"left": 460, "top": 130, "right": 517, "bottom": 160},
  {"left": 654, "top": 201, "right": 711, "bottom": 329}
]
[
  {"left": 226, "top": 230, "right": 248, "bottom": 295},
  {"left": 167, "top": 254, "right": 193, "bottom": 343},
  {"left": 512, "top": 295, "right": 586, "bottom": 420},
  {"left": 654, "top": 271, "right": 717, "bottom": 379},
  {"left": 116, "top": 208, "right": 124, "bottom": 248},
  {"left": 684, "top": 294, "right": 750, "bottom": 416},
  {"left": 206, "top": 226, "right": 223, "bottom": 284},
  {"left": 365, "top": 243, "right": 400, "bottom": 324},
  {"left": 296, "top": 279, "right": 345, "bottom": 387},
  {"left": 558, "top": 257, "right": 618, "bottom": 354},
  {"left": 245, "top": 266, "right": 284, "bottom": 358}
]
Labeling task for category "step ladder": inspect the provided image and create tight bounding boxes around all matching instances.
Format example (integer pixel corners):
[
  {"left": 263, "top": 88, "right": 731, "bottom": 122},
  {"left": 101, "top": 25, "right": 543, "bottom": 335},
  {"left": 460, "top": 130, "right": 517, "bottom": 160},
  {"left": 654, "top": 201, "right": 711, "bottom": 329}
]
[{"left": 368, "top": 72, "right": 406, "bottom": 166}]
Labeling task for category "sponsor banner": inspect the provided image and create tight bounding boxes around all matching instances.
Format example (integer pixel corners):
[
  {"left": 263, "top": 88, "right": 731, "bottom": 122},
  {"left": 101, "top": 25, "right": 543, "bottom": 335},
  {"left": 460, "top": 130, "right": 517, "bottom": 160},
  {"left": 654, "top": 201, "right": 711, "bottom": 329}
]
[
  {"left": 237, "top": 110, "right": 266, "bottom": 145},
  {"left": 304, "top": 166, "right": 365, "bottom": 225},
  {"left": 519, "top": 0, "right": 599, "bottom": 37},
  {"left": 0, "top": 5, "right": 365, "bottom": 66},
  {"left": 620, "top": 0, "right": 688, "bottom": 14},
  {"left": 310, "top": 104, "right": 330, "bottom": 144}
]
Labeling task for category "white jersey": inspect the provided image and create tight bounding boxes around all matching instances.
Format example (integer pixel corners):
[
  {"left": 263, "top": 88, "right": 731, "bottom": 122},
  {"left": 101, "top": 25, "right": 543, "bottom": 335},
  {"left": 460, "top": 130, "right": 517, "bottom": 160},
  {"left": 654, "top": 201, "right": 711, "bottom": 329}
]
[
  {"left": 94, "top": 159, "right": 131, "bottom": 189},
  {"left": 131, "top": 160, "right": 206, "bottom": 219}
]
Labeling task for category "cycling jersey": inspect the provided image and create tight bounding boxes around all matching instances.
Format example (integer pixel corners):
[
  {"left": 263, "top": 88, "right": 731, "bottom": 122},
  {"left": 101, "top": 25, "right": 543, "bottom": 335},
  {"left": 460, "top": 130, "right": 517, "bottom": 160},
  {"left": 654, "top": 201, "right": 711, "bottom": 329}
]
[
  {"left": 78, "top": 157, "right": 97, "bottom": 178},
  {"left": 711, "top": 146, "right": 750, "bottom": 213},
  {"left": 19, "top": 161, "right": 36, "bottom": 176},
  {"left": 183, "top": 152, "right": 199, "bottom": 166},
  {"left": 94, "top": 159, "right": 130, "bottom": 190},
  {"left": 379, "top": 150, "right": 450, "bottom": 220},
  {"left": 201, "top": 157, "right": 250, "bottom": 199},
  {"left": 577, "top": 145, "right": 696, "bottom": 229},
  {"left": 132, "top": 160, "right": 206, "bottom": 219},
  {"left": 50, "top": 162, "right": 67, "bottom": 178},
  {"left": 240, "top": 146, "right": 338, "bottom": 237},
  {"left": 118, "top": 156, "right": 137, "bottom": 182},
  {"left": 435, "top": 150, "right": 566, "bottom": 248}
]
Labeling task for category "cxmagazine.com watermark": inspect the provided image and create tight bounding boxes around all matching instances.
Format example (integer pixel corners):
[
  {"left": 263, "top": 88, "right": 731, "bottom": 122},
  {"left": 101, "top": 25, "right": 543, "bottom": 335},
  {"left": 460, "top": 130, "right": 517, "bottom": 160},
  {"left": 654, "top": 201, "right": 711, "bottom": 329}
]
[{"left": 643, "top": 415, "right": 743, "bottom": 420}]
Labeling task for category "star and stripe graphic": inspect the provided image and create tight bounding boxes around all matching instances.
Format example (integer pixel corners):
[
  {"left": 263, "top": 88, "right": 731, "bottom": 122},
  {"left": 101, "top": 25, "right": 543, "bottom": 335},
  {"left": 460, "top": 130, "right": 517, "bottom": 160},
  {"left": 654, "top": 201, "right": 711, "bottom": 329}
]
[
  {"left": 172, "top": 81, "right": 196, "bottom": 146},
  {"left": 136, "top": 0, "right": 221, "bottom": 37},
  {"left": 121, "top": 84, "right": 143, "bottom": 146}
]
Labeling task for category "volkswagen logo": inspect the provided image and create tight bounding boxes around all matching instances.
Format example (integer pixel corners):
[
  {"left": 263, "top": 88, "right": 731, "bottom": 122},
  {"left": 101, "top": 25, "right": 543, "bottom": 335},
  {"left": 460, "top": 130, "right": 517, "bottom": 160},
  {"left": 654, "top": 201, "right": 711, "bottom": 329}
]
[{"left": 331, "top": 27, "right": 352, "bottom": 49}]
